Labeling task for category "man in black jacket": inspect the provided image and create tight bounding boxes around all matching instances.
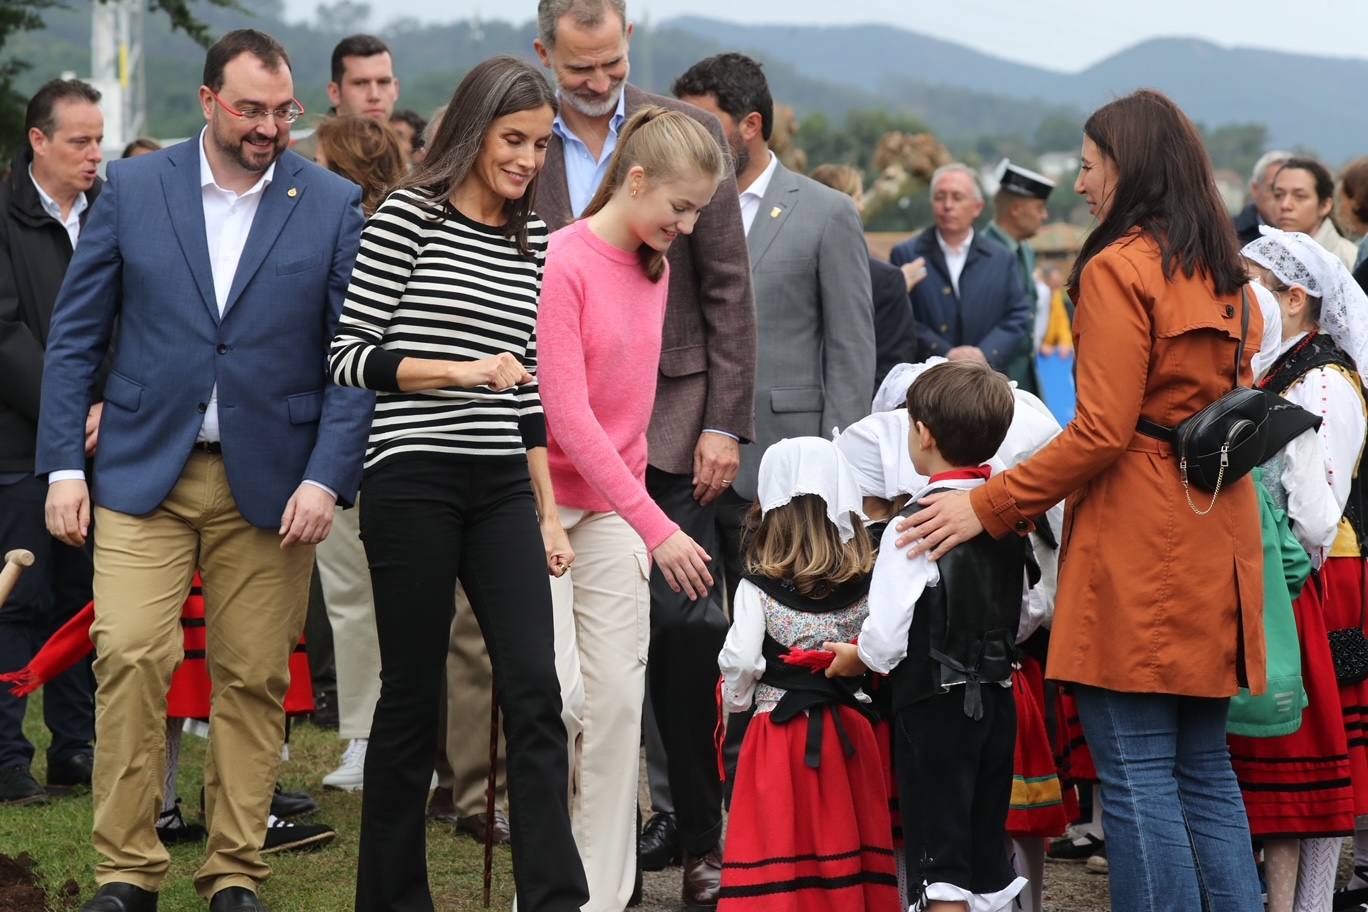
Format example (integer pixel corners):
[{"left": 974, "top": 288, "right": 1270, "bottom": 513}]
[
  {"left": 0, "top": 78, "right": 105, "bottom": 805},
  {"left": 1234, "top": 150, "right": 1291, "bottom": 247}
]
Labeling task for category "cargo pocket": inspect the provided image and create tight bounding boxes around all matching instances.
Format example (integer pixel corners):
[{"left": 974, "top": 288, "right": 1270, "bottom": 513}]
[{"left": 633, "top": 550, "right": 651, "bottom": 665}]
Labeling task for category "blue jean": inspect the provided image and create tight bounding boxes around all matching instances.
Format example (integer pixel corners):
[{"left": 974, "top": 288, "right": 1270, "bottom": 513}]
[{"left": 1072, "top": 686, "right": 1261, "bottom": 912}]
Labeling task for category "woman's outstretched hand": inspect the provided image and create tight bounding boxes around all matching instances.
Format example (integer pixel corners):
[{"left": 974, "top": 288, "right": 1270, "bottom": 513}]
[
  {"left": 652, "top": 530, "right": 713, "bottom": 601},
  {"left": 894, "top": 490, "right": 984, "bottom": 560}
]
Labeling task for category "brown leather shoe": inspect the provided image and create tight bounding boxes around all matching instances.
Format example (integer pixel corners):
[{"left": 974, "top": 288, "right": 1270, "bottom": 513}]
[
  {"left": 426, "top": 786, "right": 459, "bottom": 824},
  {"left": 455, "top": 810, "right": 511, "bottom": 846},
  {"left": 681, "top": 846, "right": 722, "bottom": 907}
]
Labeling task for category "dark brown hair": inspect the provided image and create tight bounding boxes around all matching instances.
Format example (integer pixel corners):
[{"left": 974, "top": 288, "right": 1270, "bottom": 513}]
[
  {"left": 315, "top": 116, "right": 407, "bottom": 216},
  {"left": 121, "top": 137, "right": 162, "bottom": 158},
  {"left": 330, "top": 34, "right": 390, "bottom": 85},
  {"left": 1069, "top": 89, "right": 1246, "bottom": 299},
  {"left": 1277, "top": 157, "right": 1334, "bottom": 204},
  {"left": 905, "top": 361, "right": 1014, "bottom": 467},
  {"left": 203, "top": 29, "right": 291, "bottom": 93},
  {"left": 743, "top": 495, "right": 874, "bottom": 597},
  {"left": 1340, "top": 157, "right": 1368, "bottom": 227},
  {"left": 400, "top": 56, "right": 556, "bottom": 256},
  {"left": 25, "top": 79, "right": 101, "bottom": 136},
  {"left": 581, "top": 106, "right": 727, "bottom": 282}
]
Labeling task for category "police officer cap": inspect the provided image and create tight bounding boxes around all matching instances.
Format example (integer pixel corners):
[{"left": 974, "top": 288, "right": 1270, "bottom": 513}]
[{"left": 996, "top": 159, "right": 1054, "bottom": 201}]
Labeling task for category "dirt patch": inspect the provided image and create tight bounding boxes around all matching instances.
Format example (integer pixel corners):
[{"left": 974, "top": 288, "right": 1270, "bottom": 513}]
[{"left": 0, "top": 853, "right": 79, "bottom": 912}]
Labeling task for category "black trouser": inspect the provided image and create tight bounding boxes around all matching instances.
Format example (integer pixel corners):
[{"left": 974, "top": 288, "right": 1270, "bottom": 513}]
[
  {"left": 645, "top": 469, "right": 749, "bottom": 855},
  {"left": 0, "top": 474, "right": 94, "bottom": 770},
  {"left": 355, "top": 455, "right": 587, "bottom": 912},
  {"left": 895, "top": 684, "right": 1016, "bottom": 896}
]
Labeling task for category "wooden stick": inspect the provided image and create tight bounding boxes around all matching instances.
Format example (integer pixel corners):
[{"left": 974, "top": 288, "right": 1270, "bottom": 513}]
[
  {"left": 483, "top": 685, "right": 499, "bottom": 908},
  {"left": 0, "top": 550, "right": 35, "bottom": 607}
]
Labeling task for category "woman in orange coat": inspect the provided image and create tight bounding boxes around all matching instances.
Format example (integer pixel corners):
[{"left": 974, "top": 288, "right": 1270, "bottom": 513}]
[{"left": 899, "top": 90, "right": 1265, "bottom": 911}]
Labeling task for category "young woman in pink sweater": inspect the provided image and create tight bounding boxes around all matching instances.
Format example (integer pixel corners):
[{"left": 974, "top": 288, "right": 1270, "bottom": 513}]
[{"left": 537, "top": 107, "right": 727, "bottom": 911}]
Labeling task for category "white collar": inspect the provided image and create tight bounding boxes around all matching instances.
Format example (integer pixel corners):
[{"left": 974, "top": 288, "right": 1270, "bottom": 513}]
[
  {"left": 198, "top": 127, "right": 275, "bottom": 197},
  {"left": 740, "top": 150, "right": 779, "bottom": 200},
  {"left": 937, "top": 227, "right": 974, "bottom": 258},
  {"left": 27, "top": 165, "right": 86, "bottom": 223},
  {"left": 911, "top": 474, "right": 988, "bottom": 502}
]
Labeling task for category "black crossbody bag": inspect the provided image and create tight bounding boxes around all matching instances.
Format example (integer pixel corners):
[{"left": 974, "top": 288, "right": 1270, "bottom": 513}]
[{"left": 1136, "top": 287, "right": 1269, "bottom": 516}]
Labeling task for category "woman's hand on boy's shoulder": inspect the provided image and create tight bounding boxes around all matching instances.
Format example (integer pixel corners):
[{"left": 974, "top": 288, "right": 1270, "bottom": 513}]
[
  {"left": 896, "top": 489, "right": 983, "bottom": 560},
  {"left": 823, "top": 641, "right": 867, "bottom": 678}
]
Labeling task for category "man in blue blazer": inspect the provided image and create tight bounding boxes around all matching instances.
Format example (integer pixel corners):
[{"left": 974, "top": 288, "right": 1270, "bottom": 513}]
[
  {"left": 890, "top": 163, "right": 1033, "bottom": 370},
  {"left": 36, "top": 30, "right": 371, "bottom": 912}
]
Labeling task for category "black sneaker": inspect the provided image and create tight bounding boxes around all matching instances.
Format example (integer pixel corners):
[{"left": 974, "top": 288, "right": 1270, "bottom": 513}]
[
  {"left": 1048, "top": 831, "right": 1103, "bottom": 861},
  {"left": 0, "top": 763, "right": 48, "bottom": 805},
  {"left": 270, "top": 783, "right": 319, "bottom": 819},
  {"left": 261, "top": 814, "right": 336, "bottom": 854},
  {"left": 156, "top": 799, "right": 208, "bottom": 845}
]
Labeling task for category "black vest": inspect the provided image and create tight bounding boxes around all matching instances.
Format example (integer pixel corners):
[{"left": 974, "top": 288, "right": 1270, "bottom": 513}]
[
  {"left": 889, "top": 490, "right": 1033, "bottom": 719},
  {"left": 1261, "top": 333, "right": 1368, "bottom": 548}
]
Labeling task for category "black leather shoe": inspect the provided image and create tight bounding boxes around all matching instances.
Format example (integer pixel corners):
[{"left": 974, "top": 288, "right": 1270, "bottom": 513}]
[
  {"left": 639, "top": 811, "right": 680, "bottom": 871},
  {"left": 47, "top": 751, "right": 94, "bottom": 792},
  {"left": 209, "top": 886, "right": 268, "bottom": 911},
  {"left": 269, "top": 783, "right": 318, "bottom": 819},
  {"left": 80, "top": 882, "right": 158, "bottom": 912},
  {"left": 0, "top": 763, "right": 48, "bottom": 805}
]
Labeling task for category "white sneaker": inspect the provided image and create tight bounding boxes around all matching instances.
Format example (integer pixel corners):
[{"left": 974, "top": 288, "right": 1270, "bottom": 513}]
[{"left": 322, "top": 739, "right": 367, "bottom": 791}]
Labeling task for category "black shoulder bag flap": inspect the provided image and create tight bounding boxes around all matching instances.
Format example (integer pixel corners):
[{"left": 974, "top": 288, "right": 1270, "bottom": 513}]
[{"left": 1137, "top": 286, "right": 1269, "bottom": 515}]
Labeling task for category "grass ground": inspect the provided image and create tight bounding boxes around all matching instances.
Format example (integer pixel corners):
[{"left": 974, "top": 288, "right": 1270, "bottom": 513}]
[{"left": 0, "top": 695, "right": 516, "bottom": 911}]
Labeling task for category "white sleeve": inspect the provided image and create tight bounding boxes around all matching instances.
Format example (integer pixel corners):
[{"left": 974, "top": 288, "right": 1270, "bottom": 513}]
[
  {"left": 1251, "top": 283, "right": 1283, "bottom": 381},
  {"left": 858, "top": 520, "right": 936, "bottom": 674},
  {"left": 718, "top": 580, "right": 768, "bottom": 713},
  {"left": 1281, "top": 427, "right": 1344, "bottom": 559},
  {"left": 1285, "top": 367, "right": 1366, "bottom": 514}
]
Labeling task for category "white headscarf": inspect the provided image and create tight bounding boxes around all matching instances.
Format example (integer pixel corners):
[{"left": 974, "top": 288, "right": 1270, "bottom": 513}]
[
  {"left": 1243, "top": 226, "right": 1368, "bottom": 384},
  {"left": 872, "top": 358, "right": 946, "bottom": 413},
  {"left": 757, "top": 437, "right": 868, "bottom": 543}
]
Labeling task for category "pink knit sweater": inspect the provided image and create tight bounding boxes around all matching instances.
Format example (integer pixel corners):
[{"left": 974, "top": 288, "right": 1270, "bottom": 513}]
[{"left": 538, "top": 220, "right": 680, "bottom": 552}]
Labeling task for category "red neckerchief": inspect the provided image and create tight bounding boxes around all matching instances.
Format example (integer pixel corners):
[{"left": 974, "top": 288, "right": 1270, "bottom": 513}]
[{"left": 927, "top": 465, "right": 992, "bottom": 485}]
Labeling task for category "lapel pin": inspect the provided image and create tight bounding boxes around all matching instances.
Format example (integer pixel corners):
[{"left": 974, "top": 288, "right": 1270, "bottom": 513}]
[
  {"left": 287, "top": 187, "right": 298, "bottom": 198},
  {"left": 770, "top": 206, "right": 783, "bottom": 219}
]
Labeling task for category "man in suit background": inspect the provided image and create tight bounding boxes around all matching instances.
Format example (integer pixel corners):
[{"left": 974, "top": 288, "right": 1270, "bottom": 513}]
[
  {"left": 673, "top": 53, "right": 874, "bottom": 592},
  {"left": 890, "top": 164, "right": 1033, "bottom": 371},
  {"left": 0, "top": 78, "right": 105, "bottom": 807},
  {"left": 533, "top": 0, "right": 757, "bottom": 904},
  {"left": 982, "top": 159, "right": 1055, "bottom": 393},
  {"left": 1233, "top": 149, "right": 1291, "bottom": 247},
  {"left": 37, "top": 30, "right": 372, "bottom": 912}
]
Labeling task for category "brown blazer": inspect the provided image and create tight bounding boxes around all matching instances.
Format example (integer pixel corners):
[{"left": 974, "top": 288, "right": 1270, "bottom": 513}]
[
  {"left": 535, "top": 84, "right": 757, "bottom": 475},
  {"left": 972, "top": 231, "right": 1266, "bottom": 698}
]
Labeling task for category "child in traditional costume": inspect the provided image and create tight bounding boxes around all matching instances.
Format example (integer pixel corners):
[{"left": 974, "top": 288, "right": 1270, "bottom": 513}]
[{"left": 716, "top": 437, "right": 899, "bottom": 912}]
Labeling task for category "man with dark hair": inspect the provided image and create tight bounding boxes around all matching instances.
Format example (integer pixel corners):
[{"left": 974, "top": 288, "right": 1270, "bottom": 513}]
[
  {"left": 292, "top": 34, "right": 399, "bottom": 163},
  {"left": 0, "top": 77, "right": 104, "bottom": 808},
  {"left": 38, "top": 28, "right": 372, "bottom": 912},
  {"left": 534, "top": 1, "right": 757, "bottom": 906},
  {"left": 671, "top": 42, "right": 874, "bottom": 874},
  {"left": 983, "top": 159, "right": 1055, "bottom": 393}
]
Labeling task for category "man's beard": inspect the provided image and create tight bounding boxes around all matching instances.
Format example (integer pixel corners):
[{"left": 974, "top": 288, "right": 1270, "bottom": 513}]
[
  {"left": 729, "top": 131, "right": 749, "bottom": 179},
  {"left": 561, "top": 81, "right": 623, "bottom": 118},
  {"left": 212, "top": 118, "right": 286, "bottom": 174}
]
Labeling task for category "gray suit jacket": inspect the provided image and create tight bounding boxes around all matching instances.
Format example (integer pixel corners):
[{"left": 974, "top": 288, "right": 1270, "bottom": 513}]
[
  {"left": 535, "top": 84, "right": 757, "bottom": 475},
  {"left": 734, "top": 161, "right": 875, "bottom": 502}
]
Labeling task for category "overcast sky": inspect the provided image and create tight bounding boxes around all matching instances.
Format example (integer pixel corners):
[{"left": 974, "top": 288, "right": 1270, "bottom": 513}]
[{"left": 284, "top": 0, "right": 1367, "bottom": 70}]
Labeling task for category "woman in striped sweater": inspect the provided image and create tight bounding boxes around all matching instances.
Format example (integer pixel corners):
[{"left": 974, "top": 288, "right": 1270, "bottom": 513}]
[{"left": 328, "top": 56, "right": 587, "bottom": 912}]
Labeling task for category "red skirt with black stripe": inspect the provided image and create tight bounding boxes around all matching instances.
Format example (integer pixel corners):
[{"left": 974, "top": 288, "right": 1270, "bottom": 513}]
[
  {"left": 1008, "top": 657, "right": 1070, "bottom": 838},
  {"left": 1056, "top": 688, "right": 1097, "bottom": 785},
  {"left": 1228, "top": 574, "right": 1356, "bottom": 837},
  {"left": 720, "top": 707, "right": 899, "bottom": 912},
  {"left": 1319, "top": 557, "right": 1368, "bottom": 816}
]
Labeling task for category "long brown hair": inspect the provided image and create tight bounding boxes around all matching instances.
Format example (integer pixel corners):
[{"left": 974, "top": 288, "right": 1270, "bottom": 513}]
[
  {"left": 744, "top": 496, "right": 873, "bottom": 598},
  {"left": 580, "top": 106, "right": 727, "bottom": 282},
  {"left": 400, "top": 56, "right": 556, "bottom": 256},
  {"left": 314, "top": 115, "right": 406, "bottom": 216},
  {"left": 1069, "top": 89, "right": 1246, "bottom": 299}
]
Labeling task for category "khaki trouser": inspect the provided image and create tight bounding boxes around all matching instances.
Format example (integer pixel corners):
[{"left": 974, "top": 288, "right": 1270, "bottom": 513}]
[
  {"left": 550, "top": 508, "right": 650, "bottom": 912},
  {"left": 434, "top": 584, "right": 508, "bottom": 815},
  {"left": 89, "top": 452, "right": 314, "bottom": 899},
  {"left": 315, "top": 500, "right": 381, "bottom": 740}
]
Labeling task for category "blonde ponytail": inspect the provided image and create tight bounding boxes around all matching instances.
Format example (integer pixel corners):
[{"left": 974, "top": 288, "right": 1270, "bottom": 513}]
[{"left": 581, "top": 105, "right": 727, "bottom": 282}]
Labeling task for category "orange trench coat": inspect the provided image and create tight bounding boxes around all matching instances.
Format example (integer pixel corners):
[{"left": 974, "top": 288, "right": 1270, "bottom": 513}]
[{"left": 972, "top": 232, "right": 1266, "bottom": 698}]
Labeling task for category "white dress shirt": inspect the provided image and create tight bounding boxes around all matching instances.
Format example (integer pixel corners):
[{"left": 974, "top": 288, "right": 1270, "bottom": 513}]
[
  {"left": 937, "top": 228, "right": 974, "bottom": 297},
  {"left": 29, "top": 166, "right": 87, "bottom": 249},
  {"left": 198, "top": 129, "right": 274, "bottom": 443},
  {"left": 738, "top": 151, "right": 779, "bottom": 236}
]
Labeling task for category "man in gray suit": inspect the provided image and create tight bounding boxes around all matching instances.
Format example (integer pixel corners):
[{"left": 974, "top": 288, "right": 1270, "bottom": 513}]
[{"left": 675, "top": 52, "right": 875, "bottom": 589}]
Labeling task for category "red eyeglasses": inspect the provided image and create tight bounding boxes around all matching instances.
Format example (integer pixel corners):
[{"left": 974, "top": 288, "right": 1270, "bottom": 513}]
[{"left": 206, "top": 86, "right": 305, "bottom": 124}]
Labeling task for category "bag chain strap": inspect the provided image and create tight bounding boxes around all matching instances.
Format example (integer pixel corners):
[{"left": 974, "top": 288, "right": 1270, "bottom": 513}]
[{"left": 1180, "top": 445, "right": 1229, "bottom": 516}]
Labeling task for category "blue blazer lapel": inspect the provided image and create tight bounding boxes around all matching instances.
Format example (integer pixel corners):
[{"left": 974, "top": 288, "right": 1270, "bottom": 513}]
[
  {"left": 160, "top": 138, "right": 218, "bottom": 324},
  {"left": 223, "top": 154, "right": 306, "bottom": 316}
]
